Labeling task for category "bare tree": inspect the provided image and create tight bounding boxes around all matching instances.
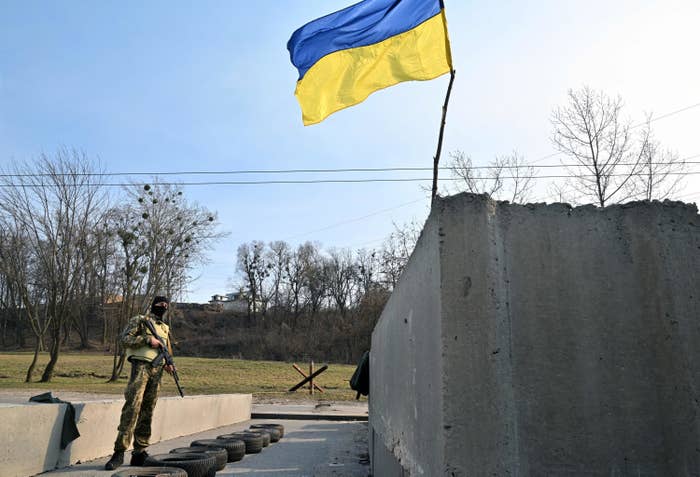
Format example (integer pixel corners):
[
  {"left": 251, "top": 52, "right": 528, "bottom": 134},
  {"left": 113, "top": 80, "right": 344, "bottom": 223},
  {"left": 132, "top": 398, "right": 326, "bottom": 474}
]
[
  {"left": 266, "top": 241, "right": 290, "bottom": 313},
  {"left": 0, "top": 150, "right": 108, "bottom": 382},
  {"left": 133, "top": 182, "right": 222, "bottom": 306},
  {"left": 325, "top": 249, "right": 357, "bottom": 317},
  {"left": 448, "top": 150, "right": 536, "bottom": 203},
  {"left": 634, "top": 116, "right": 687, "bottom": 201},
  {"left": 500, "top": 151, "right": 537, "bottom": 203},
  {"left": 355, "top": 248, "right": 380, "bottom": 299},
  {"left": 106, "top": 206, "right": 150, "bottom": 381},
  {"left": 551, "top": 86, "right": 650, "bottom": 206},
  {"left": 0, "top": 224, "right": 50, "bottom": 382},
  {"left": 108, "top": 181, "right": 222, "bottom": 380},
  {"left": 379, "top": 220, "right": 421, "bottom": 289},
  {"left": 237, "top": 241, "right": 267, "bottom": 319},
  {"left": 283, "top": 242, "right": 317, "bottom": 324},
  {"left": 448, "top": 151, "right": 504, "bottom": 197},
  {"left": 543, "top": 180, "right": 566, "bottom": 203}
]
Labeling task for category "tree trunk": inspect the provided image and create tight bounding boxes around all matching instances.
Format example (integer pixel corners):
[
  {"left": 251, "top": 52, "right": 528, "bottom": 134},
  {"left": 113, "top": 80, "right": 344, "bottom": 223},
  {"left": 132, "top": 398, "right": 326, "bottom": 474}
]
[
  {"left": 109, "top": 347, "right": 126, "bottom": 382},
  {"left": 39, "top": 329, "right": 61, "bottom": 382},
  {"left": 16, "top": 314, "right": 25, "bottom": 348},
  {"left": 76, "top": 309, "right": 90, "bottom": 349},
  {"left": 25, "top": 338, "right": 41, "bottom": 383},
  {"left": 61, "top": 319, "right": 71, "bottom": 346},
  {"left": 102, "top": 306, "right": 108, "bottom": 346},
  {"left": 1, "top": 311, "right": 6, "bottom": 347}
]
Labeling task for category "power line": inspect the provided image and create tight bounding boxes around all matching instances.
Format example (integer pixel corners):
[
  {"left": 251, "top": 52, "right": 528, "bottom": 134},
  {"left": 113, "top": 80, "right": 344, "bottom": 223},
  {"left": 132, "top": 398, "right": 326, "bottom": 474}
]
[
  {"left": 675, "top": 189, "right": 700, "bottom": 200},
  {"left": 1, "top": 170, "right": 698, "bottom": 188},
  {"left": 529, "top": 101, "right": 700, "bottom": 163},
  {"left": 1, "top": 158, "right": 698, "bottom": 179},
  {"left": 0, "top": 167, "right": 448, "bottom": 178},
  {"left": 2, "top": 101, "right": 697, "bottom": 180},
  {"left": 284, "top": 198, "right": 426, "bottom": 241},
  {"left": 631, "top": 101, "right": 700, "bottom": 129}
]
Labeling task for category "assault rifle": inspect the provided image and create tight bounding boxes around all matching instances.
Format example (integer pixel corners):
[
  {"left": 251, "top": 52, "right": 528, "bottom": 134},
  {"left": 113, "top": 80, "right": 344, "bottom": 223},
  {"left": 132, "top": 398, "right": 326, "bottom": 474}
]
[{"left": 144, "top": 318, "right": 184, "bottom": 397}]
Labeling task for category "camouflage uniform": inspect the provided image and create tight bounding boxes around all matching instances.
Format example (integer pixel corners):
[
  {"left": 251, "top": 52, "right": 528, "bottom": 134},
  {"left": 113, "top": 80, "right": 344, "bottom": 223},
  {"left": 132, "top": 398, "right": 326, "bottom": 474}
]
[{"left": 113, "top": 313, "right": 171, "bottom": 453}]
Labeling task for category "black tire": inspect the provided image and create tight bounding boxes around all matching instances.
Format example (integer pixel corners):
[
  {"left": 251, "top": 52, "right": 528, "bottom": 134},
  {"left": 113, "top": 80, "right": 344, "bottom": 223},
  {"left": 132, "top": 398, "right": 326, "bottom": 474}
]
[
  {"left": 145, "top": 452, "right": 217, "bottom": 477},
  {"left": 218, "top": 438, "right": 246, "bottom": 462},
  {"left": 191, "top": 438, "right": 246, "bottom": 462},
  {"left": 111, "top": 467, "right": 187, "bottom": 477},
  {"left": 171, "top": 446, "right": 228, "bottom": 471},
  {"left": 249, "top": 426, "right": 281, "bottom": 442},
  {"left": 218, "top": 432, "right": 264, "bottom": 454},
  {"left": 246, "top": 429, "right": 270, "bottom": 447},
  {"left": 250, "top": 423, "right": 285, "bottom": 438}
]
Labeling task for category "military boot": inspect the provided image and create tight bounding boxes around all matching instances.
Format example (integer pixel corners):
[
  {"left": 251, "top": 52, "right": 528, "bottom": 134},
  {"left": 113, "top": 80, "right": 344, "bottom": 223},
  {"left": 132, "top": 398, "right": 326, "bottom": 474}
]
[
  {"left": 104, "top": 451, "right": 124, "bottom": 470},
  {"left": 130, "top": 449, "right": 149, "bottom": 466}
]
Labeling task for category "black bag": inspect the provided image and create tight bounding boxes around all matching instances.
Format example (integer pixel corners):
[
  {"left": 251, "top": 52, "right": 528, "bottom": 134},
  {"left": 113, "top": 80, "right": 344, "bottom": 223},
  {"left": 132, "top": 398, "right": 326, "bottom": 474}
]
[
  {"left": 349, "top": 351, "right": 369, "bottom": 399},
  {"left": 29, "top": 392, "right": 80, "bottom": 449}
]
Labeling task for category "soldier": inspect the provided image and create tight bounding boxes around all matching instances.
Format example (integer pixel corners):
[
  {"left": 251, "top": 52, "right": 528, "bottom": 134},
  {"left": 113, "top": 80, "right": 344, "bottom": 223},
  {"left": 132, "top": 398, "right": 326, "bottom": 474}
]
[{"left": 105, "top": 296, "right": 176, "bottom": 470}]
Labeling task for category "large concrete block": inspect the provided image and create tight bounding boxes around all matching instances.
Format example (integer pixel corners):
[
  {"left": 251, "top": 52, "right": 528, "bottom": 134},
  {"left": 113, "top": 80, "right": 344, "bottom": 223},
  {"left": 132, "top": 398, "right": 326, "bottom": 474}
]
[
  {"left": 0, "top": 393, "right": 251, "bottom": 477},
  {"left": 370, "top": 193, "right": 700, "bottom": 476},
  {"left": 370, "top": 214, "right": 445, "bottom": 476}
]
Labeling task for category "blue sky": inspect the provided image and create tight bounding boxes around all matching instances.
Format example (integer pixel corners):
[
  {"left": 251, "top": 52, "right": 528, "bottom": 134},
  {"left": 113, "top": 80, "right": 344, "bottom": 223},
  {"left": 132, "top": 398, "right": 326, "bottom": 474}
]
[{"left": 1, "top": 0, "right": 698, "bottom": 302}]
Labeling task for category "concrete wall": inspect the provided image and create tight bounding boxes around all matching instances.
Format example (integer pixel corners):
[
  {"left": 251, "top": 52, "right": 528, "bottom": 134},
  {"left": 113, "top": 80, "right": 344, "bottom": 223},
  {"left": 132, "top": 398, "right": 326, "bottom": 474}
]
[
  {"left": 370, "top": 214, "right": 445, "bottom": 476},
  {"left": 370, "top": 193, "right": 700, "bottom": 476},
  {"left": 0, "top": 393, "right": 251, "bottom": 477}
]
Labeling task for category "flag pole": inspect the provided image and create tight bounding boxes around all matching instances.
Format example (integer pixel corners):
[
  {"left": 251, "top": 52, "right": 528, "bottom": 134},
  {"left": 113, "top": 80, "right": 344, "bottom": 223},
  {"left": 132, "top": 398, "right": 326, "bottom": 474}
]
[{"left": 431, "top": 69, "right": 456, "bottom": 201}]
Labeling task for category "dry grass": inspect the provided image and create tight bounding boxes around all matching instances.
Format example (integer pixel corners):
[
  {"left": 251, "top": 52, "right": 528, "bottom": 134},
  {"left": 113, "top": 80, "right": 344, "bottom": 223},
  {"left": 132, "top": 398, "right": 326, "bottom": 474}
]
[{"left": 0, "top": 352, "right": 363, "bottom": 401}]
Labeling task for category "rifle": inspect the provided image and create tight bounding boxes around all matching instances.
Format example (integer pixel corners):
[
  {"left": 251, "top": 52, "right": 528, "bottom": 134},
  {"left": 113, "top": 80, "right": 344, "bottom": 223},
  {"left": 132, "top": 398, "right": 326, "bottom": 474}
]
[{"left": 143, "top": 318, "right": 184, "bottom": 397}]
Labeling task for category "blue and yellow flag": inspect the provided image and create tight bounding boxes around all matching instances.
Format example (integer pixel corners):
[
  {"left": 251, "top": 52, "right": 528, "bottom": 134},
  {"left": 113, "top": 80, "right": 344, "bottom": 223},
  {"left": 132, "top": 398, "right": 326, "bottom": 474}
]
[{"left": 288, "top": 0, "right": 453, "bottom": 126}]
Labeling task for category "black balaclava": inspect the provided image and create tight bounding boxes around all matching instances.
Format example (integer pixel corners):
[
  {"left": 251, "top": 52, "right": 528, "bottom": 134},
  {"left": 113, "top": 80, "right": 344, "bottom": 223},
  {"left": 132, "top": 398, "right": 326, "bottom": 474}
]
[{"left": 151, "top": 296, "right": 169, "bottom": 318}]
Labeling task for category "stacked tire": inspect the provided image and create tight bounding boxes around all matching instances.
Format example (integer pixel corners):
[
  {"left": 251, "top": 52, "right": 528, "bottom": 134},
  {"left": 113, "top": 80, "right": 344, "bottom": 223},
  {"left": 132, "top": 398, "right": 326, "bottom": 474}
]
[
  {"left": 119, "top": 422, "right": 287, "bottom": 476},
  {"left": 250, "top": 423, "right": 285, "bottom": 438},
  {"left": 170, "top": 446, "right": 228, "bottom": 471},
  {"left": 144, "top": 452, "right": 217, "bottom": 477},
  {"left": 249, "top": 425, "right": 281, "bottom": 443},
  {"left": 111, "top": 469, "right": 186, "bottom": 477},
  {"left": 190, "top": 438, "right": 246, "bottom": 463},
  {"left": 217, "top": 432, "right": 264, "bottom": 454},
  {"left": 245, "top": 429, "right": 271, "bottom": 447}
]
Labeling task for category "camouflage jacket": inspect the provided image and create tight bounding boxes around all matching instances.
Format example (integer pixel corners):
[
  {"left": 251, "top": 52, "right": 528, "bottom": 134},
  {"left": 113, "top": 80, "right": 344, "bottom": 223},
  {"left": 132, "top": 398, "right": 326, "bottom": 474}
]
[{"left": 120, "top": 313, "right": 173, "bottom": 355}]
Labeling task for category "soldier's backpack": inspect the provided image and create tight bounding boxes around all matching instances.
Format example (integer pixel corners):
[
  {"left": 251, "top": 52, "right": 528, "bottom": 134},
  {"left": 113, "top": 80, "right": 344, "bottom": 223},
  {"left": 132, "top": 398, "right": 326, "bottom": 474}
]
[{"left": 349, "top": 350, "right": 369, "bottom": 399}]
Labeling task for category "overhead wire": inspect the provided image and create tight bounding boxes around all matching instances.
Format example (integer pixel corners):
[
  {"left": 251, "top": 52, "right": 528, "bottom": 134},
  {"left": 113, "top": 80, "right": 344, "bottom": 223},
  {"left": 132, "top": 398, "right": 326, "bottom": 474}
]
[
  {"left": 630, "top": 101, "right": 700, "bottom": 129},
  {"left": 1, "top": 169, "right": 699, "bottom": 188},
  {"left": 526, "top": 100, "right": 700, "bottom": 164},
  {"left": 1, "top": 97, "right": 698, "bottom": 180},
  {"left": 1, "top": 159, "right": 699, "bottom": 179},
  {"left": 284, "top": 197, "right": 426, "bottom": 241}
]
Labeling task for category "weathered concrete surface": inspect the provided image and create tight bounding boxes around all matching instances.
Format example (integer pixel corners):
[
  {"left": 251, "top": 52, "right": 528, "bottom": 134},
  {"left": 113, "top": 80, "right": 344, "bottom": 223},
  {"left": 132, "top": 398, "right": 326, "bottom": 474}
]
[
  {"left": 38, "top": 419, "right": 369, "bottom": 477},
  {"left": 0, "top": 393, "right": 251, "bottom": 477},
  {"left": 370, "top": 193, "right": 700, "bottom": 476},
  {"left": 370, "top": 213, "right": 445, "bottom": 476}
]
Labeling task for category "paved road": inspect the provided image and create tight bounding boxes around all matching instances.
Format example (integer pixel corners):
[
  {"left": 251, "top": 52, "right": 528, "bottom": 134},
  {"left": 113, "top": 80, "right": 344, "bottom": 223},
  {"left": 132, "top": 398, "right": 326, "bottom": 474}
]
[{"left": 39, "top": 418, "right": 369, "bottom": 477}]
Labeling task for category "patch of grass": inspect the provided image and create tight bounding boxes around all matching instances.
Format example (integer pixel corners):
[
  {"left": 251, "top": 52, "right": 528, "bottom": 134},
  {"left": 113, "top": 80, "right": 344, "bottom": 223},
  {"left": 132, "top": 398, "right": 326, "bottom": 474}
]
[{"left": 0, "top": 352, "right": 363, "bottom": 401}]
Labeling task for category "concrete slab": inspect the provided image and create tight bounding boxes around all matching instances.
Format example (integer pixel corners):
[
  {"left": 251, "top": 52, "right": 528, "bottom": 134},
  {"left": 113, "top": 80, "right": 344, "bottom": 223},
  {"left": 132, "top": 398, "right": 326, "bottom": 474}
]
[
  {"left": 38, "top": 419, "right": 370, "bottom": 477},
  {"left": 0, "top": 390, "right": 122, "bottom": 405},
  {"left": 1, "top": 393, "right": 251, "bottom": 477},
  {"left": 370, "top": 193, "right": 700, "bottom": 476}
]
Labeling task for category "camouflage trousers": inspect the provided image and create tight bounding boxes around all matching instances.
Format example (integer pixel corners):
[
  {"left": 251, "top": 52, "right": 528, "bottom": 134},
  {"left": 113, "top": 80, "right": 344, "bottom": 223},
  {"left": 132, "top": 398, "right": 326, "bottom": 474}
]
[{"left": 114, "top": 359, "right": 163, "bottom": 452}]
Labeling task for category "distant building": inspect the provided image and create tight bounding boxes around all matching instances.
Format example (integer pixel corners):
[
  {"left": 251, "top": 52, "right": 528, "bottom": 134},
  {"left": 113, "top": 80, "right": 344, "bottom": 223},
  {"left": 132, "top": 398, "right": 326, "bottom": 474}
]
[{"left": 209, "top": 291, "right": 249, "bottom": 313}]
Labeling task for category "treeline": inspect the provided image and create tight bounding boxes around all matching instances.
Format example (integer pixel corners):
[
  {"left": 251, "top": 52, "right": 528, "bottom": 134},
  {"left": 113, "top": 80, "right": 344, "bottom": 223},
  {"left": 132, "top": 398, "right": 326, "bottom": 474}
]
[
  {"left": 235, "top": 222, "right": 419, "bottom": 321},
  {"left": 216, "top": 224, "right": 421, "bottom": 363},
  {"left": 0, "top": 150, "right": 424, "bottom": 372},
  {"left": 0, "top": 150, "right": 220, "bottom": 382}
]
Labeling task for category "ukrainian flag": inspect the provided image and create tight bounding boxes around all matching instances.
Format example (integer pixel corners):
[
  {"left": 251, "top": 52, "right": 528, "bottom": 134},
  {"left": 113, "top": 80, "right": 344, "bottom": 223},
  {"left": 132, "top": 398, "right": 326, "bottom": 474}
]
[{"left": 288, "top": 0, "right": 453, "bottom": 126}]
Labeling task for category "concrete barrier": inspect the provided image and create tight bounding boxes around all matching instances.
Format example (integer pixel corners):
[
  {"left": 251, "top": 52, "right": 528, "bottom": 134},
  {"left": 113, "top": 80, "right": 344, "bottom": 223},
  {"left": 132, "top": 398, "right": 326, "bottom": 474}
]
[
  {"left": 370, "top": 193, "right": 700, "bottom": 476},
  {"left": 0, "top": 393, "right": 251, "bottom": 477}
]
